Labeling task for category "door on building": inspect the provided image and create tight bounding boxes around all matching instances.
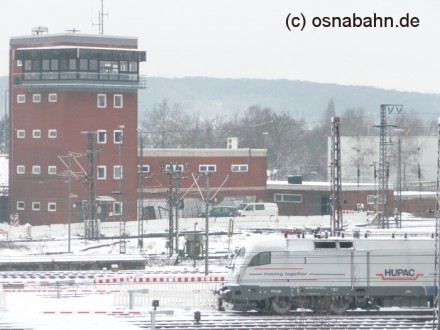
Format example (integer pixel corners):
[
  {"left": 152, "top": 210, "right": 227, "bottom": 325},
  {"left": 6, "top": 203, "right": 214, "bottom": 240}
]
[
  {"left": 312, "top": 195, "right": 330, "bottom": 215},
  {"left": 76, "top": 201, "right": 85, "bottom": 222}
]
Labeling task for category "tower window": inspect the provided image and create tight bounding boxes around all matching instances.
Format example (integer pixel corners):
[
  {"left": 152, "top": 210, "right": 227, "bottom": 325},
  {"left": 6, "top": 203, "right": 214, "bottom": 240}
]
[
  {"left": 32, "top": 94, "right": 41, "bottom": 103},
  {"left": 114, "top": 202, "right": 122, "bottom": 215},
  {"left": 48, "top": 93, "right": 57, "bottom": 102},
  {"left": 17, "top": 95, "right": 25, "bottom": 103},
  {"left": 32, "top": 202, "right": 41, "bottom": 211},
  {"left": 48, "top": 129, "right": 57, "bottom": 138},
  {"left": 16, "top": 130, "right": 25, "bottom": 139},
  {"left": 16, "top": 165, "right": 25, "bottom": 174},
  {"left": 114, "top": 165, "right": 123, "bottom": 180},
  {"left": 48, "top": 166, "right": 57, "bottom": 175},
  {"left": 114, "top": 130, "right": 123, "bottom": 144},
  {"left": 97, "top": 130, "right": 107, "bottom": 144},
  {"left": 137, "top": 164, "right": 150, "bottom": 173},
  {"left": 48, "top": 202, "right": 57, "bottom": 212},
  {"left": 97, "top": 94, "right": 106, "bottom": 108},
  {"left": 32, "top": 165, "right": 41, "bottom": 175},
  {"left": 97, "top": 166, "right": 107, "bottom": 180},
  {"left": 33, "top": 130, "right": 41, "bottom": 139},
  {"left": 17, "top": 201, "right": 25, "bottom": 210},
  {"left": 114, "top": 94, "right": 123, "bottom": 108}
]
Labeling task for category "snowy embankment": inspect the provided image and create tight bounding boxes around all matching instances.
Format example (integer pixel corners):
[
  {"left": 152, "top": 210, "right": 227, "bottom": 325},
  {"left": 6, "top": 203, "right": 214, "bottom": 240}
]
[
  {"left": 0, "top": 212, "right": 435, "bottom": 258},
  {"left": 0, "top": 213, "right": 370, "bottom": 241}
]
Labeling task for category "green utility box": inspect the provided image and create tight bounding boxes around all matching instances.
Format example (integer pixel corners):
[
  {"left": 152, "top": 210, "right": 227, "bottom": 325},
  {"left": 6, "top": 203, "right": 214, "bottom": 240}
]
[{"left": 185, "top": 233, "right": 204, "bottom": 258}]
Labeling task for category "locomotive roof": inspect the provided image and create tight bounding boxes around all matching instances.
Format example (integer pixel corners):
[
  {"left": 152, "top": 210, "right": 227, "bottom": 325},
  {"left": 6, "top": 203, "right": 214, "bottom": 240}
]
[{"left": 241, "top": 235, "right": 434, "bottom": 253}]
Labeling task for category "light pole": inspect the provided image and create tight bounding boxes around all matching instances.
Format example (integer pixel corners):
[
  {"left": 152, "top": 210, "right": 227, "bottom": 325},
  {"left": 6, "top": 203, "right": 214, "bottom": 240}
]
[
  {"left": 193, "top": 222, "right": 198, "bottom": 268},
  {"left": 262, "top": 132, "right": 269, "bottom": 149},
  {"left": 204, "top": 172, "right": 210, "bottom": 276}
]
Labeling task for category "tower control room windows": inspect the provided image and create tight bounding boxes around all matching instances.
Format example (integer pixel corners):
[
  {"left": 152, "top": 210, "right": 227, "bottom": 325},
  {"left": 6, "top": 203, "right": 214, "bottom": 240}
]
[
  {"left": 100, "top": 61, "right": 119, "bottom": 80},
  {"left": 80, "top": 59, "right": 88, "bottom": 71},
  {"left": 50, "top": 59, "right": 58, "bottom": 70},
  {"left": 69, "top": 59, "right": 77, "bottom": 70},
  {"left": 15, "top": 48, "right": 146, "bottom": 85},
  {"left": 89, "top": 60, "right": 98, "bottom": 71},
  {"left": 42, "top": 59, "right": 50, "bottom": 71},
  {"left": 120, "top": 61, "right": 128, "bottom": 72}
]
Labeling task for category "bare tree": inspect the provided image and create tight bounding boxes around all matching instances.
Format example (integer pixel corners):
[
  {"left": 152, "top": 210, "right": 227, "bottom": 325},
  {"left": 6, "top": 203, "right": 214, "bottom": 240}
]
[
  {"left": 268, "top": 113, "right": 308, "bottom": 180},
  {"left": 340, "top": 107, "right": 372, "bottom": 136},
  {"left": 235, "top": 105, "right": 273, "bottom": 149},
  {"left": 140, "top": 99, "right": 193, "bottom": 148}
]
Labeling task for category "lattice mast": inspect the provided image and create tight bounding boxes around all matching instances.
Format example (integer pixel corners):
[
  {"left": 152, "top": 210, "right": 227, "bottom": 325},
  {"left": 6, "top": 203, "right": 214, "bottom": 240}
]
[
  {"left": 84, "top": 132, "right": 99, "bottom": 240},
  {"left": 376, "top": 104, "right": 402, "bottom": 228},
  {"left": 433, "top": 118, "right": 440, "bottom": 329},
  {"left": 330, "top": 117, "right": 343, "bottom": 234}
]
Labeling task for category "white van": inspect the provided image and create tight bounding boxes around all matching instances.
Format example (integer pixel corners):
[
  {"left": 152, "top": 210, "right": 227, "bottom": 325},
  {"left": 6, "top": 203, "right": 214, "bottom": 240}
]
[{"left": 236, "top": 203, "right": 279, "bottom": 217}]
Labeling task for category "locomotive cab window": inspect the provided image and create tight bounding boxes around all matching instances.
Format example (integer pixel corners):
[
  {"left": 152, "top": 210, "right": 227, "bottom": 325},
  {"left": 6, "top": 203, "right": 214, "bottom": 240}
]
[
  {"left": 314, "top": 241, "right": 337, "bottom": 249},
  {"left": 339, "top": 241, "right": 353, "bottom": 249},
  {"left": 249, "top": 252, "right": 271, "bottom": 266}
]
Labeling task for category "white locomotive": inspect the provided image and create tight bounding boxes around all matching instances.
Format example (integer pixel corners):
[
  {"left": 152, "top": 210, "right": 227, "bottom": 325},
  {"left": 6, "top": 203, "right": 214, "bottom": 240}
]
[{"left": 216, "top": 234, "right": 435, "bottom": 314}]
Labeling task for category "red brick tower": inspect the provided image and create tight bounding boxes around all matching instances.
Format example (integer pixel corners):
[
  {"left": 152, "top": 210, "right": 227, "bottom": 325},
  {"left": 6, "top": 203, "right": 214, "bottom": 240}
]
[{"left": 9, "top": 32, "right": 146, "bottom": 226}]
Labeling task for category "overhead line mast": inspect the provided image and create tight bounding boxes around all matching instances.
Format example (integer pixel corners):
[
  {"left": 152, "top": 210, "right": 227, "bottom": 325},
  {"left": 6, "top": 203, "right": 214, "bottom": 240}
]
[
  {"left": 330, "top": 116, "right": 342, "bottom": 234},
  {"left": 375, "top": 104, "right": 402, "bottom": 229},
  {"left": 433, "top": 117, "right": 440, "bottom": 330}
]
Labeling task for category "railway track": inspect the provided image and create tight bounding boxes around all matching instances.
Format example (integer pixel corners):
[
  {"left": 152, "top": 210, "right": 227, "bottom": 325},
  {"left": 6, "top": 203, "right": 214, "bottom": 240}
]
[{"left": 113, "top": 309, "right": 436, "bottom": 329}]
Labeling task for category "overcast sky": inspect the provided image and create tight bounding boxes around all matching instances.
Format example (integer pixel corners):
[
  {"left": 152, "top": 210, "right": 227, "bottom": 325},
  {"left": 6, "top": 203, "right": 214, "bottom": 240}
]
[{"left": 0, "top": 0, "right": 439, "bottom": 94}]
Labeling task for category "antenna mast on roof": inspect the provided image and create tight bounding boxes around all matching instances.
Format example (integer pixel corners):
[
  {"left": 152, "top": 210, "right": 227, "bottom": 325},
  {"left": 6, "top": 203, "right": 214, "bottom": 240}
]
[{"left": 98, "top": 0, "right": 108, "bottom": 34}]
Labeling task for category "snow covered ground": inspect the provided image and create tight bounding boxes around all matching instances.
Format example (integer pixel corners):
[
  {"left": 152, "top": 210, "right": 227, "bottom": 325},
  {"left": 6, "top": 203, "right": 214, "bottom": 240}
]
[
  {"left": 0, "top": 212, "right": 435, "bottom": 256},
  {"left": 0, "top": 212, "right": 437, "bottom": 329}
]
